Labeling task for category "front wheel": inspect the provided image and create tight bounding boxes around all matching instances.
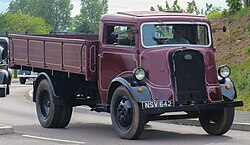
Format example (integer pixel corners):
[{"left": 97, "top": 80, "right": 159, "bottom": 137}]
[
  {"left": 199, "top": 107, "right": 234, "bottom": 135},
  {"left": 36, "top": 79, "right": 72, "bottom": 128},
  {"left": 111, "top": 86, "right": 145, "bottom": 140}
]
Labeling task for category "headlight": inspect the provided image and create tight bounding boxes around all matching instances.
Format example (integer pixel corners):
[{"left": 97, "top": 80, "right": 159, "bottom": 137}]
[
  {"left": 133, "top": 68, "right": 146, "bottom": 81},
  {"left": 218, "top": 65, "right": 231, "bottom": 78}
]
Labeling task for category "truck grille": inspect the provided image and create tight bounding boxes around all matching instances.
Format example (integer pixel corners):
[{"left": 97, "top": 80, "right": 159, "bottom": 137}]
[{"left": 171, "top": 49, "right": 207, "bottom": 105}]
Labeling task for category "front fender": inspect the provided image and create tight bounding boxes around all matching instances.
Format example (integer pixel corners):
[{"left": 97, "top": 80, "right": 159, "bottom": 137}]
[
  {"left": 220, "top": 77, "right": 236, "bottom": 100},
  {"left": 108, "top": 77, "right": 152, "bottom": 103}
]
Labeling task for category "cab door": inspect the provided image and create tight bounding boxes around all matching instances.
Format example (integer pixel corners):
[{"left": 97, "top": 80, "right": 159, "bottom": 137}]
[{"left": 98, "top": 24, "right": 138, "bottom": 103}]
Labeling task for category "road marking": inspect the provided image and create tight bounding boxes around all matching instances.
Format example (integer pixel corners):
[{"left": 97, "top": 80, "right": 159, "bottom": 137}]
[{"left": 22, "top": 135, "right": 86, "bottom": 144}]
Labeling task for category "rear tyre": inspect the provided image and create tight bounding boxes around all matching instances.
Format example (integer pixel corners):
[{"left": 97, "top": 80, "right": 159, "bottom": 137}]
[
  {"left": 36, "top": 79, "right": 72, "bottom": 128},
  {"left": 19, "top": 77, "right": 26, "bottom": 84},
  {"left": 199, "top": 107, "right": 234, "bottom": 135},
  {"left": 111, "top": 86, "right": 145, "bottom": 140}
]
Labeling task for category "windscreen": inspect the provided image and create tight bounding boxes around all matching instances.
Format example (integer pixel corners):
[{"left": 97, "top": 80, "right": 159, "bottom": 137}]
[{"left": 141, "top": 23, "right": 210, "bottom": 47}]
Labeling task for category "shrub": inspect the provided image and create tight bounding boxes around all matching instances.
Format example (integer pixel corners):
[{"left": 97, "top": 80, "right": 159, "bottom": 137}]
[
  {"left": 207, "top": 12, "right": 222, "bottom": 20},
  {"left": 248, "top": 23, "right": 250, "bottom": 36},
  {"left": 0, "top": 13, "right": 52, "bottom": 34},
  {"left": 244, "top": 44, "right": 250, "bottom": 53}
]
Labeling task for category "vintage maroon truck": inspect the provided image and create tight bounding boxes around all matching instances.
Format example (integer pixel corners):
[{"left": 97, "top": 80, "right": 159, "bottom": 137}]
[{"left": 7, "top": 11, "right": 243, "bottom": 139}]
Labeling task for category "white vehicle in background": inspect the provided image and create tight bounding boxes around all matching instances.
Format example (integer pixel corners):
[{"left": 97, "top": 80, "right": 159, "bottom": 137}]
[
  {"left": 18, "top": 70, "right": 37, "bottom": 84},
  {"left": 0, "top": 37, "right": 11, "bottom": 97}
]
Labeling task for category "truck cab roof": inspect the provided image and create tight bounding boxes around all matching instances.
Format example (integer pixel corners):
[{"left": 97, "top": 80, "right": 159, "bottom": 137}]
[{"left": 101, "top": 11, "right": 209, "bottom": 23}]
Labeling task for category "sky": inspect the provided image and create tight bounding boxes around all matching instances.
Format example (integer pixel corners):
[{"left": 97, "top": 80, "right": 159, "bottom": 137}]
[
  {"left": 0, "top": 0, "right": 10, "bottom": 13},
  {"left": 0, "top": 0, "right": 228, "bottom": 16}
]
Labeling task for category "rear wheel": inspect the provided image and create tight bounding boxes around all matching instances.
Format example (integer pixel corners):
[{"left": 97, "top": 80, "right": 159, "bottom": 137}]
[
  {"left": 36, "top": 79, "right": 72, "bottom": 128},
  {"left": 19, "top": 77, "right": 26, "bottom": 84},
  {"left": 199, "top": 107, "right": 234, "bottom": 135},
  {"left": 111, "top": 86, "right": 145, "bottom": 140}
]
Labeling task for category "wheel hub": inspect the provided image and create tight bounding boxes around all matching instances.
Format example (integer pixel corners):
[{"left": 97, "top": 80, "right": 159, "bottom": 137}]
[
  {"left": 45, "top": 100, "right": 50, "bottom": 107},
  {"left": 116, "top": 98, "right": 132, "bottom": 129},
  {"left": 40, "top": 90, "right": 51, "bottom": 118}
]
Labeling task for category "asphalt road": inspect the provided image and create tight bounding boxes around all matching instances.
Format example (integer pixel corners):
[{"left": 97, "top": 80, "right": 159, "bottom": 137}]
[{"left": 0, "top": 80, "right": 250, "bottom": 145}]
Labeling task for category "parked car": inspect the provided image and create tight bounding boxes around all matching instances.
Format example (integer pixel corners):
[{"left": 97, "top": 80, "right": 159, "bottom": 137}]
[{"left": 18, "top": 70, "right": 37, "bottom": 84}]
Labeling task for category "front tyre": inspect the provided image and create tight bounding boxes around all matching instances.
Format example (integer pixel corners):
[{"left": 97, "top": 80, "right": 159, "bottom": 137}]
[
  {"left": 199, "top": 107, "right": 234, "bottom": 135},
  {"left": 36, "top": 79, "right": 72, "bottom": 128},
  {"left": 111, "top": 86, "right": 145, "bottom": 140}
]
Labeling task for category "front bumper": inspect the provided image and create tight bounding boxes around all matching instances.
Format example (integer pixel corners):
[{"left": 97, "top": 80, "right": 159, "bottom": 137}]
[{"left": 143, "top": 101, "right": 243, "bottom": 114}]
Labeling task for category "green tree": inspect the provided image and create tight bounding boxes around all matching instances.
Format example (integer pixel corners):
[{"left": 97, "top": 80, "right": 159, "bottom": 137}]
[
  {"left": 74, "top": 0, "right": 108, "bottom": 34},
  {"left": 201, "top": 3, "right": 213, "bottom": 15},
  {"left": 8, "top": 0, "right": 73, "bottom": 31},
  {"left": 172, "top": 0, "right": 184, "bottom": 12},
  {"left": 151, "top": 0, "right": 183, "bottom": 12},
  {"left": 206, "top": 7, "right": 223, "bottom": 19},
  {"left": 226, "top": 0, "right": 242, "bottom": 14},
  {"left": 186, "top": 0, "right": 200, "bottom": 15},
  {"left": 243, "top": 0, "right": 250, "bottom": 7},
  {"left": 8, "top": 0, "right": 31, "bottom": 13},
  {"left": 151, "top": 0, "right": 222, "bottom": 19},
  {"left": 0, "top": 13, "right": 51, "bottom": 34}
]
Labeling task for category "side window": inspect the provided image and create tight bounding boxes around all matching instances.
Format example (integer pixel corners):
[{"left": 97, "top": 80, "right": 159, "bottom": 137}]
[{"left": 105, "top": 25, "right": 135, "bottom": 46}]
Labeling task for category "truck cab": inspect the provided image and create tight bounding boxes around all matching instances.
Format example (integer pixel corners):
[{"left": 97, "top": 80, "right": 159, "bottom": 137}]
[
  {"left": 98, "top": 11, "right": 242, "bottom": 139},
  {"left": 99, "top": 11, "right": 217, "bottom": 104}
]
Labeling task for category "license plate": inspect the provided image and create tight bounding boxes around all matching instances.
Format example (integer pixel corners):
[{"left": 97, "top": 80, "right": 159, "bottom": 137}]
[{"left": 142, "top": 101, "right": 173, "bottom": 109}]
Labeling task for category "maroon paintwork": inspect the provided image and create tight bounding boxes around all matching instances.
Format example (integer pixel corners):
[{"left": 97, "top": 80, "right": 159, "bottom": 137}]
[
  {"left": 8, "top": 34, "right": 99, "bottom": 81},
  {"left": 9, "top": 11, "right": 221, "bottom": 105},
  {"left": 98, "top": 11, "right": 221, "bottom": 104}
]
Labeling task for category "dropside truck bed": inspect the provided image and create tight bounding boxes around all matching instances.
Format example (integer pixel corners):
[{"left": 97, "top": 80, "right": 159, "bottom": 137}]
[{"left": 8, "top": 34, "right": 99, "bottom": 81}]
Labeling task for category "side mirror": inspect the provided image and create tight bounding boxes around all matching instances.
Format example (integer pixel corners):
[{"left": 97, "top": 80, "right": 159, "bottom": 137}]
[
  {"left": 222, "top": 26, "right": 227, "bottom": 32},
  {"left": 212, "top": 26, "right": 227, "bottom": 33}
]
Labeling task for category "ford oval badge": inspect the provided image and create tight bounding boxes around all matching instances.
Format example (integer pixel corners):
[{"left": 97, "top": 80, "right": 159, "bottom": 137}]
[{"left": 184, "top": 54, "right": 192, "bottom": 61}]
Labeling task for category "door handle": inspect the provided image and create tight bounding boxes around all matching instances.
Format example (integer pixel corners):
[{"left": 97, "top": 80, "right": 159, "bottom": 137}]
[{"left": 98, "top": 52, "right": 104, "bottom": 58}]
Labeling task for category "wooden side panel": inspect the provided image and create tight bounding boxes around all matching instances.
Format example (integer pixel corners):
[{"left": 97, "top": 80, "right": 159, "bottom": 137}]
[
  {"left": 8, "top": 34, "right": 99, "bottom": 81},
  {"left": 11, "top": 39, "right": 27, "bottom": 65},
  {"left": 29, "top": 40, "right": 44, "bottom": 65},
  {"left": 64, "top": 43, "right": 84, "bottom": 73},
  {"left": 45, "top": 42, "right": 61, "bottom": 69}
]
